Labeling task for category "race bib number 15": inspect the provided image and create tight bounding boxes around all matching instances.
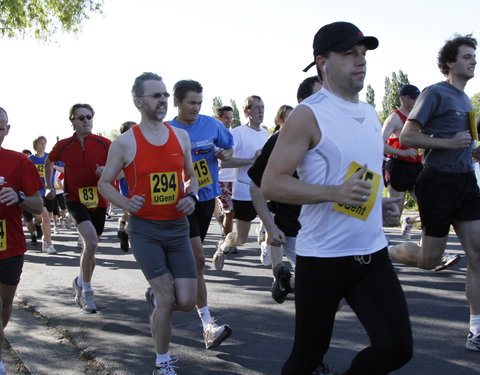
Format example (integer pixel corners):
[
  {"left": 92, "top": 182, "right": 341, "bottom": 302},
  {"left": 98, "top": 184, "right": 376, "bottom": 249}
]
[
  {"left": 150, "top": 172, "right": 178, "bottom": 205},
  {"left": 0, "top": 220, "right": 7, "bottom": 251},
  {"left": 78, "top": 186, "right": 99, "bottom": 209},
  {"left": 193, "top": 159, "right": 213, "bottom": 188},
  {"left": 332, "top": 162, "right": 381, "bottom": 221}
]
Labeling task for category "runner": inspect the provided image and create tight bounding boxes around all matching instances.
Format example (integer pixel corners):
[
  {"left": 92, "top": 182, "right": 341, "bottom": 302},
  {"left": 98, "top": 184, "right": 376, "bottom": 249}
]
[
  {"left": 98, "top": 72, "right": 198, "bottom": 375},
  {"left": 45, "top": 103, "right": 111, "bottom": 314},
  {"left": 262, "top": 22, "right": 412, "bottom": 374},
  {"left": 0, "top": 107, "right": 43, "bottom": 375}
]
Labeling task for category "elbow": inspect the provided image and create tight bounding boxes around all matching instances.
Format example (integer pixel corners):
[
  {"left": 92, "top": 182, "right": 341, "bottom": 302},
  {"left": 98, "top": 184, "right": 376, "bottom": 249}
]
[{"left": 399, "top": 133, "right": 412, "bottom": 147}]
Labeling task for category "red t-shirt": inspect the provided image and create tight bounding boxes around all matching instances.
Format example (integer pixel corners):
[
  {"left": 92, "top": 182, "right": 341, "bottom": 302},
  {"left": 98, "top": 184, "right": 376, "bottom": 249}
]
[
  {"left": 386, "top": 110, "right": 422, "bottom": 163},
  {"left": 0, "top": 148, "right": 43, "bottom": 260},
  {"left": 124, "top": 124, "right": 185, "bottom": 221},
  {"left": 48, "top": 133, "right": 111, "bottom": 209}
]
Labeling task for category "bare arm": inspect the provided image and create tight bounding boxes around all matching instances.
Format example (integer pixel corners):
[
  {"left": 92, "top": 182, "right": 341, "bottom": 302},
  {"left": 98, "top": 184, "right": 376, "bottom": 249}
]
[
  {"left": 174, "top": 129, "right": 198, "bottom": 215},
  {"left": 220, "top": 150, "right": 261, "bottom": 168},
  {"left": 262, "top": 105, "right": 372, "bottom": 206},
  {"left": 382, "top": 112, "right": 417, "bottom": 158},
  {"left": 400, "top": 120, "right": 472, "bottom": 149},
  {"left": 215, "top": 147, "right": 233, "bottom": 162},
  {"left": 44, "top": 157, "right": 56, "bottom": 200},
  {"left": 0, "top": 188, "right": 43, "bottom": 214}
]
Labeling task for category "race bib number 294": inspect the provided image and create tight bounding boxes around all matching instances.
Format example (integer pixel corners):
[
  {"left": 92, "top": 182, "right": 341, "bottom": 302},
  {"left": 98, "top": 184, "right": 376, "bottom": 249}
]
[{"left": 0, "top": 220, "right": 7, "bottom": 251}]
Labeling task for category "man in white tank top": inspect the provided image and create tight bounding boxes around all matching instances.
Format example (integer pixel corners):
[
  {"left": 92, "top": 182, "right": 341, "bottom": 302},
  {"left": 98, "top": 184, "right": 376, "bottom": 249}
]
[{"left": 262, "top": 22, "right": 412, "bottom": 375}]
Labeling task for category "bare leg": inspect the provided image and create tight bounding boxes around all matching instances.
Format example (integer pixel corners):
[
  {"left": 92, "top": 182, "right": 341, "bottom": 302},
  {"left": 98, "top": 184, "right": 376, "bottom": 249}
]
[
  {"left": 77, "top": 221, "right": 99, "bottom": 283},
  {"left": 0, "top": 282, "right": 18, "bottom": 362},
  {"left": 190, "top": 236, "right": 207, "bottom": 309}
]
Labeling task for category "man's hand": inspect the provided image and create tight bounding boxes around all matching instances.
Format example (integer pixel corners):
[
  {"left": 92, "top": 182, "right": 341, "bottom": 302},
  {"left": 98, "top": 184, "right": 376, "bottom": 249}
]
[
  {"left": 0, "top": 187, "right": 19, "bottom": 206},
  {"left": 382, "top": 196, "right": 402, "bottom": 225},
  {"left": 448, "top": 131, "right": 472, "bottom": 149},
  {"left": 215, "top": 147, "right": 230, "bottom": 161},
  {"left": 176, "top": 196, "right": 196, "bottom": 215},
  {"left": 267, "top": 226, "right": 286, "bottom": 247},
  {"left": 401, "top": 148, "right": 418, "bottom": 159},
  {"left": 128, "top": 195, "right": 145, "bottom": 213},
  {"left": 96, "top": 164, "right": 105, "bottom": 176},
  {"left": 335, "top": 165, "right": 372, "bottom": 206}
]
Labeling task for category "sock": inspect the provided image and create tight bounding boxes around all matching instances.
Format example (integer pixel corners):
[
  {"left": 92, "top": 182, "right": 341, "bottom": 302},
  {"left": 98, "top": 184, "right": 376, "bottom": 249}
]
[
  {"left": 197, "top": 306, "right": 212, "bottom": 330},
  {"left": 82, "top": 281, "right": 93, "bottom": 293},
  {"left": 470, "top": 314, "right": 480, "bottom": 335},
  {"left": 155, "top": 352, "right": 171, "bottom": 366}
]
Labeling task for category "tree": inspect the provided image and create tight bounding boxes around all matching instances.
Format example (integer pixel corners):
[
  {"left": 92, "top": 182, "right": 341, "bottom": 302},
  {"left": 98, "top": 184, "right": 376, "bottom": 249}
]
[
  {"left": 379, "top": 70, "right": 410, "bottom": 123},
  {"left": 230, "top": 99, "right": 241, "bottom": 128},
  {"left": 471, "top": 92, "right": 480, "bottom": 113},
  {"left": 366, "top": 84, "right": 375, "bottom": 108},
  {"left": 98, "top": 129, "right": 119, "bottom": 141},
  {"left": 0, "top": 0, "right": 104, "bottom": 41},
  {"left": 212, "top": 96, "right": 223, "bottom": 117}
]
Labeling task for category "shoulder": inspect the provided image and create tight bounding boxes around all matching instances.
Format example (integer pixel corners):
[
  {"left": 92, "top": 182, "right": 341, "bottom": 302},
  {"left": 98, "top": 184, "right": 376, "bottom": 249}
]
[{"left": 171, "top": 126, "right": 190, "bottom": 144}]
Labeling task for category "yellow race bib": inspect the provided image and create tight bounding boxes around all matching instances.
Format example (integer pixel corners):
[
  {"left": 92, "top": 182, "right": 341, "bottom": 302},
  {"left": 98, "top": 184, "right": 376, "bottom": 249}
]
[
  {"left": 78, "top": 186, "right": 99, "bottom": 209},
  {"left": 469, "top": 110, "right": 478, "bottom": 141},
  {"left": 333, "top": 162, "right": 381, "bottom": 221},
  {"left": 193, "top": 159, "right": 213, "bottom": 188},
  {"left": 35, "top": 164, "right": 45, "bottom": 178},
  {"left": 0, "top": 220, "right": 6, "bottom": 251},
  {"left": 150, "top": 172, "right": 178, "bottom": 205}
]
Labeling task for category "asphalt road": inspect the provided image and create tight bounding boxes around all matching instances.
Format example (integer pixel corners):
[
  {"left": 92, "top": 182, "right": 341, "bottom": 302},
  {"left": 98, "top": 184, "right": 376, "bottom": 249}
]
[{"left": 3, "top": 210, "right": 479, "bottom": 375}]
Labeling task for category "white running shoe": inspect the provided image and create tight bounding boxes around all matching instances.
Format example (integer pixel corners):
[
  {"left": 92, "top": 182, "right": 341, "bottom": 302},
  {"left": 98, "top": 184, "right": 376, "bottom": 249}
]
[
  {"left": 54, "top": 225, "right": 60, "bottom": 234},
  {"left": 153, "top": 358, "right": 179, "bottom": 375},
  {"left": 80, "top": 290, "right": 97, "bottom": 314},
  {"left": 401, "top": 217, "right": 413, "bottom": 240},
  {"left": 260, "top": 241, "right": 271, "bottom": 266},
  {"left": 46, "top": 244, "right": 57, "bottom": 254},
  {"left": 203, "top": 318, "right": 232, "bottom": 349},
  {"left": 72, "top": 277, "right": 82, "bottom": 306},
  {"left": 213, "top": 241, "right": 226, "bottom": 271}
]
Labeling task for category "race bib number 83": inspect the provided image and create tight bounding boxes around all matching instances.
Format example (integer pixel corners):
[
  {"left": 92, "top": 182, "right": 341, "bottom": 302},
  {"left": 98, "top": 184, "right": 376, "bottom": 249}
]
[
  {"left": 78, "top": 186, "right": 99, "bottom": 209},
  {"left": 333, "top": 162, "right": 381, "bottom": 221},
  {"left": 150, "top": 172, "right": 178, "bottom": 205},
  {"left": 0, "top": 220, "right": 6, "bottom": 251}
]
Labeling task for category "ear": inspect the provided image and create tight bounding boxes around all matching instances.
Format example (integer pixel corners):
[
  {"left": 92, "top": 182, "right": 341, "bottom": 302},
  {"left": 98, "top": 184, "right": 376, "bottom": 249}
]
[
  {"left": 174, "top": 97, "right": 180, "bottom": 107},
  {"left": 133, "top": 97, "right": 142, "bottom": 109},
  {"left": 5, "top": 124, "right": 10, "bottom": 135},
  {"left": 316, "top": 54, "right": 327, "bottom": 72}
]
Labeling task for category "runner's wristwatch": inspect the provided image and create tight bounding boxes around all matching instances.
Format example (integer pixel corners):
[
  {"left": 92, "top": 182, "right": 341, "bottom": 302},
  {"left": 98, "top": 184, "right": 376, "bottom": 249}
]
[
  {"left": 186, "top": 192, "right": 199, "bottom": 204},
  {"left": 16, "top": 190, "right": 25, "bottom": 204}
]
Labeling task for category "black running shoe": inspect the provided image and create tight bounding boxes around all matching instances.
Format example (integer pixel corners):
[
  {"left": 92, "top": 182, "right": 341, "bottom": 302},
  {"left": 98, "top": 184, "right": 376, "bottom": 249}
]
[
  {"left": 272, "top": 264, "right": 292, "bottom": 303},
  {"left": 117, "top": 230, "right": 129, "bottom": 252}
]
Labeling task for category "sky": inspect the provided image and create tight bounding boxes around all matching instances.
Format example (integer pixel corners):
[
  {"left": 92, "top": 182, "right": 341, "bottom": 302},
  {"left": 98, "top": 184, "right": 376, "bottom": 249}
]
[{"left": 1, "top": 0, "right": 480, "bottom": 152}]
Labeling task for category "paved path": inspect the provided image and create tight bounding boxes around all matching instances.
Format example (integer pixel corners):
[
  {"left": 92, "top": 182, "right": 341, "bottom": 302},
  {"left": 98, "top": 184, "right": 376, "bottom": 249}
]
[{"left": 3, "top": 210, "right": 479, "bottom": 374}]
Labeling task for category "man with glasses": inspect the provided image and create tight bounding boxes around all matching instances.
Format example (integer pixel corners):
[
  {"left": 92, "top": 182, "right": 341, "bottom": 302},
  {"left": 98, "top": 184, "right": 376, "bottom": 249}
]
[
  {"left": 0, "top": 107, "right": 43, "bottom": 375},
  {"left": 99, "top": 72, "right": 198, "bottom": 375},
  {"left": 213, "top": 95, "right": 269, "bottom": 270},
  {"left": 45, "top": 104, "right": 111, "bottom": 314}
]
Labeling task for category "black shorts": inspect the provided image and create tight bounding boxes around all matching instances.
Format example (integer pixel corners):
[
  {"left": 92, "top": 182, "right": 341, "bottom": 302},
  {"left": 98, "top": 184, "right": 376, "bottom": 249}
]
[
  {"left": 67, "top": 201, "right": 107, "bottom": 236},
  {"left": 43, "top": 196, "right": 54, "bottom": 213},
  {"left": 233, "top": 199, "right": 258, "bottom": 222},
  {"left": 22, "top": 209, "right": 34, "bottom": 222},
  {"left": 188, "top": 199, "right": 215, "bottom": 242},
  {"left": 53, "top": 193, "right": 67, "bottom": 216},
  {"left": 0, "top": 255, "right": 24, "bottom": 286},
  {"left": 415, "top": 169, "right": 480, "bottom": 237},
  {"left": 385, "top": 159, "right": 423, "bottom": 192}
]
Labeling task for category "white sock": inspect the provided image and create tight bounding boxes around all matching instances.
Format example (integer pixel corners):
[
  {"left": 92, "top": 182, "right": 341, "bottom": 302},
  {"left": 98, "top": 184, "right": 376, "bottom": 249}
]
[
  {"left": 82, "top": 281, "right": 93, "bottom": 293},
  {"left": 155, "top": 352, "right": 171, "bottom": 366},
  {"left": 197, "top": 306, "right": 212, "bottom": 330},
  {"left": 470, "top": 314, "right": 480, "bottom": 334}
]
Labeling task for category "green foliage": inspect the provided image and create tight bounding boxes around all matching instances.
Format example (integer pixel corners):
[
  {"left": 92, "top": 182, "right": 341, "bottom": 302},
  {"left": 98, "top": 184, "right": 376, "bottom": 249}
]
[
  {"left": 366, "top": 84, "right": 375, "bottom": 108},
  {"left": 0, "top": 0, "right": 104, "bottom": 41},
  {"left": 230, "top": 99, "right": 241, "bottom": 128},
  {"left": 471, "top": 92, "right": 480, "bottom": 113},
  {"left": 379, "top": 70, "right": 410, "bottom": 123},
  {"left": 99, "top": 128, "right": 119, "bottom": 141},
  {"left": 212, "top": 96, "right": 223, "bottom": 117}
]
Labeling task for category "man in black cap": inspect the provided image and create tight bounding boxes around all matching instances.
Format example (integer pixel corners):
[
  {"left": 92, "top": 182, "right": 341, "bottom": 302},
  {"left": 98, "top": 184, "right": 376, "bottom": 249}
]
[{"left": 262, "top": 21, "right": 412, "bottom": 374}]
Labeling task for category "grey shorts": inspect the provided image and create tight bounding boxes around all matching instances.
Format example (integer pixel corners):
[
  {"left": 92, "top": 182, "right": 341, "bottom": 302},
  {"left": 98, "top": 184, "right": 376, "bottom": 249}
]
[{"left": 128, "top": 215, "right": 197, "bottom": 281}]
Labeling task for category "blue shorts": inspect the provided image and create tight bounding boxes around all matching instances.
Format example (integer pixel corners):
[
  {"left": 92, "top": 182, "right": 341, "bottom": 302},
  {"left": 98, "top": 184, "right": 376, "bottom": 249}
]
[{"left": 128, "top": 215, "right": 197, "bottom": 280}]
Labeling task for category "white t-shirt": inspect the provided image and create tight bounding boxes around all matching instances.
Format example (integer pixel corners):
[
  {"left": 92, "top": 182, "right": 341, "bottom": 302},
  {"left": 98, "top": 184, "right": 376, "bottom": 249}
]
[
  {"left": 231, "top": 124, "right": 269, "bottom": 201},
  {"left": 296, "top": 88, "right": 388, "bottom": 258}
]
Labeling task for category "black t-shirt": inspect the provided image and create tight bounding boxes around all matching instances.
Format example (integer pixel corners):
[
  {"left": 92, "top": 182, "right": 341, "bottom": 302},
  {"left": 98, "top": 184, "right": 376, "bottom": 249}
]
[{"left": 247, "top": 132, "right": 301, "bottom": 237}]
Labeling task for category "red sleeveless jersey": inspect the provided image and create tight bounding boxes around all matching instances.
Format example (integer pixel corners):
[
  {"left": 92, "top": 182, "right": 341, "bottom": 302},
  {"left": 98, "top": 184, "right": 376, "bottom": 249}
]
[
  {"left": 386, "top": 109, "right": 422, "bottom": 163},
  {"left": 124, "top": 124, "right": 185, "bottom": 220}
]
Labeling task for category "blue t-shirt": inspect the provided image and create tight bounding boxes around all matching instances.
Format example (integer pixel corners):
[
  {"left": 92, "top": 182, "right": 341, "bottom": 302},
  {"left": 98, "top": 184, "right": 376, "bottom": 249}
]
[
  {"left": 29, "top": 153, "right": 48, "bottom": 196},
  {"left": 169, "top": 115, "right": 234, "bottom": 202}
]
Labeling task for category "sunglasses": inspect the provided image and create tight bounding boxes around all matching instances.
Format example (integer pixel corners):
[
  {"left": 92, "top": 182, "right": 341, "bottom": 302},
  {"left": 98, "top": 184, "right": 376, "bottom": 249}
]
[
  {"left": 138, "top": 92, "right": 171, "bottom": 99},
  {"left": 74, "top": 114, "right": 94, "bottom": 121}
]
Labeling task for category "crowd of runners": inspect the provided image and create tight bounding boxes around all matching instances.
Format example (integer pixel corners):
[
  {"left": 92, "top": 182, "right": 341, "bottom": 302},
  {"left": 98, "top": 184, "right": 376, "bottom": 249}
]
[{"left": 1, "top": 20, "right": 480, "bottom": 375}]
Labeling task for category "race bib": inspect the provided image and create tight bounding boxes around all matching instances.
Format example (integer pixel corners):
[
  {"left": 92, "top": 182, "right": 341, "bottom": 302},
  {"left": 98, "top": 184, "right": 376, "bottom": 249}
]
[
  {"left": 78, "top": 186, "right": 99, "bottom": 209},
  {"left": 193, "top": 159, "right": 213, "bottom": 188},
  {"left": 469, "top": 110, "right": 478, "bottom": 141},
  {"left": 0, "top": 220, "right": 6, "bottom": 251},
  {"left": 333, "top": 162, "right": 381, "bottom": 221},
  {"left": 35, "top": 164, "right": 45, "bottom": 178},
  {"left": 150, "top": 172, "right": 178, "bottom": 205}
]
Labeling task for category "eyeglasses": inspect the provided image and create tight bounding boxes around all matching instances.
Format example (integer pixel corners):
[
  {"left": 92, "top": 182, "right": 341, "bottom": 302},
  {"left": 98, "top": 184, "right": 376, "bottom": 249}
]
[
  {"left": 74, "top": 114, "right": 94, "bottom": 121},
  {"left": 137, "top": 92, "right": 171, "bottom": 99}
]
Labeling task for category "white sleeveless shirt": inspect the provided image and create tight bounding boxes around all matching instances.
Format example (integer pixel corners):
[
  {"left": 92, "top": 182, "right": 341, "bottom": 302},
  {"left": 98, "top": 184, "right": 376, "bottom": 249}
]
[{"left": 296, "top": 88, "right": 388, "bottom": 258}]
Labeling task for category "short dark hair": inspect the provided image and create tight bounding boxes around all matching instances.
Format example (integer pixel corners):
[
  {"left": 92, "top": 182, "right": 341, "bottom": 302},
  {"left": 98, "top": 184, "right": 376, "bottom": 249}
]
[
  {"left": 33, "top": 136, "right": 47, "bottom": 150},
  {"left": 22, "top": 149, "right": 32, "bottom": 156},
  {"left": 69, "top": 104, "right": 95, "bottom": 121},
  {"left": 132, "top": 72, "right": 163, "bottom": 97},
  {"left": 217, "top": 106, "right": 233, "bottom": 117},
  {"left": 243, "top": 95, "right": 262, "bottom": 110},
  {"left": 438, "top": 34, "right": 477, "bottom": 76},
  {"left": 173, "top": 80, "right": 203, "bottom": 103},
  {"left": 120, "top": 121, "right": 136, "bottom": 134},
  {"left": 297, "top": 76, "right": 321, "bottom": 101}
]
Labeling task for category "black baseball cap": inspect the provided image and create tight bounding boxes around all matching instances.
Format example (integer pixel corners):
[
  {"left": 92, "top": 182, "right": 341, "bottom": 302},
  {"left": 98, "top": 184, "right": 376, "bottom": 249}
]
[
  {"left": 303, "top": 22, "right": 379, "bottom": 72},
  {"left": 399, "top": 84, "right": 420, "bottom": 99}
]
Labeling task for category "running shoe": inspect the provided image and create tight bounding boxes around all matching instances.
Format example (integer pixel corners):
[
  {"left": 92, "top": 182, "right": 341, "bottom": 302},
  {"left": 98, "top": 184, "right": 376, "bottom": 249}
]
[
  {"left": 256, "top": 224, "right": 265, "bottom": 245},
  {"left": 401, "top": 217, "right": 413, "bottom": 240},
  {"left": 213, "top": 241, "right": 226, "bottom": 271},
  {"left": 271, "top": 263, "right": 292, "bottom": 304},
  {"left": 434, "top": 253, "right": 462, "bottom": 272},
  {"left": 30, "top": 234, "right": 37, "bottom": 246},
  {"left": 72, "top": 277, "right": 82, "bottom": 306},
  {"left": 260, "top": 241, "right": 271, "bottom": 266},
  {"left": 117, "top": 230, "right": 129, "bottom": 252},
  {"left": 203, "top": 318, "right": 232, "bottom": 349},
  {"left": 145, "top": 287, "right": 156, "bottom": 309},
  {"left": 312, "top": 362, "right": 331, "bottom": 374},
  {"left": 80, "top": 290, "right": 97, "bottom": 314},
  {"left": 46, "top": 244, "right": 57, "bottom": 255},
  {"left": 35, "top": 223, "right": 43, "bottom": 239},
  {"left": 153, "top": 358, "right": 179, "bottom": 375},
  {"left": 54, "top": 225, "right": 60, "bottom": 234},
  {"left": 466, "top": 331, "right": 480, "bottom": 351}
]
